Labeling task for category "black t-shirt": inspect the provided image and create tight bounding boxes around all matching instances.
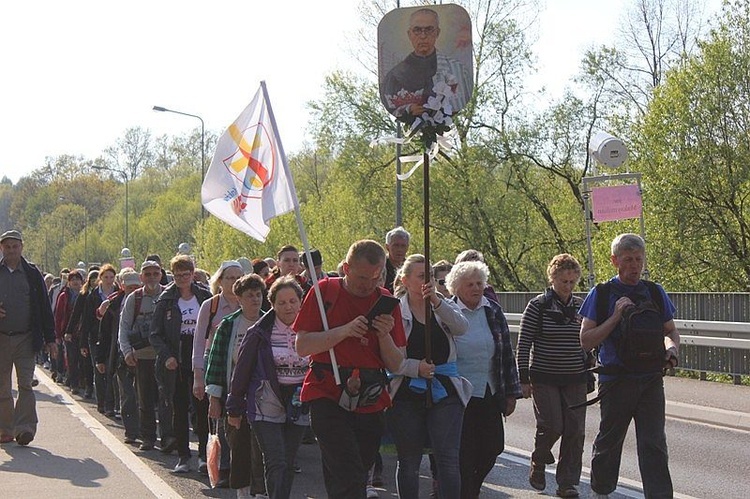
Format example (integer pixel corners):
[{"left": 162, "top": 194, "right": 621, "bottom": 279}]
[{"left": 396, "top": 314, "right": 457, "bottom": 401}]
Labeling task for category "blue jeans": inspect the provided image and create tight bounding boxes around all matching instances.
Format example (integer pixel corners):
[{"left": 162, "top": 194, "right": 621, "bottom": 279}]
[
  {"left": 387, "top": 392, "right": 464, "bottom": 498},
  {"left": 591, "top": 374, "right": 672, "bottom": 498},
  {"left": 252, "top": 420, "right": 306, "bottom": 499}
]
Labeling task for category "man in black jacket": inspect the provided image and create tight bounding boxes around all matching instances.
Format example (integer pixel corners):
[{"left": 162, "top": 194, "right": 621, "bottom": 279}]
[{"left": 0, "top": 229, "right": 56, "bottom": 446}]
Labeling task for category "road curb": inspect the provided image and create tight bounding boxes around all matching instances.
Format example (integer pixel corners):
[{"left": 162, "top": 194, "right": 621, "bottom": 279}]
[{"left": 666, "top": 400, "right": 750, "bottom": 431}]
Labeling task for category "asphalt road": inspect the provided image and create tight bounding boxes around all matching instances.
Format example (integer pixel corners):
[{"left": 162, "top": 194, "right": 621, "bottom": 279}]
[{"left": 5, "top": 368, "right": 748, "bottom": 498}]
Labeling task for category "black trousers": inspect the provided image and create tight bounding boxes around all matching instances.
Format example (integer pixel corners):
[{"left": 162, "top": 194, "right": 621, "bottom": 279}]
[
  {"left": 310, "top": 398, "right": 384, "bottom": 499},
  {"left": 459, "top": 394, "right": 505, "bottom": 499}
]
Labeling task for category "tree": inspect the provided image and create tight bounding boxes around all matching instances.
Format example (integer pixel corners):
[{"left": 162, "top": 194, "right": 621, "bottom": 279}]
[
  {"left": 104, "top": 126, "right": 154, "bottom": 180},
  {"left": 634, "top": 0, "right": 750, "bottom": 290}
]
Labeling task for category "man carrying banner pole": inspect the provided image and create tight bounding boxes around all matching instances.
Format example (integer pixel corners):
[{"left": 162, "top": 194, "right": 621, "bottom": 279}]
[{"left": 202, "top": 82, "right": 406, "bottom": 498}]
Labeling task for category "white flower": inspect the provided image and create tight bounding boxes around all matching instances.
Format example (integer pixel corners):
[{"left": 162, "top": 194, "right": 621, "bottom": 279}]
[
  {"left": 423, "top": 95, "right": 443, "bottom": 111},
  {"left": 432, "top": 80, "right": 453, "bottom": 97}
]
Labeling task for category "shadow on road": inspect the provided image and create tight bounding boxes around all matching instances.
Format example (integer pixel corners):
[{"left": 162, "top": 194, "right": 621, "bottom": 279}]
[{"left": 0, "top": 444, "right": 109, "bottom": 487}]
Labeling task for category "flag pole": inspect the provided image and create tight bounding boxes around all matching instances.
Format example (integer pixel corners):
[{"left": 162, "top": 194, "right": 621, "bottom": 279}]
[{"left": 260, "top": 80, "right": 341, "bottom": 385}]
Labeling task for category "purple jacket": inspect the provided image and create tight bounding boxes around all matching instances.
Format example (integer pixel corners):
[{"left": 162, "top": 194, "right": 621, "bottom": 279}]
[{"left": 225, "top": 310, "right": 309, "bottom": 425}]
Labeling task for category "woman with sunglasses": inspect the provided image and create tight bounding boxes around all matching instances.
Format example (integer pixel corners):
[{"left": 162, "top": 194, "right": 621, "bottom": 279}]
[{"left": 516, "top": 253, "right": 587, "bottom": 498}]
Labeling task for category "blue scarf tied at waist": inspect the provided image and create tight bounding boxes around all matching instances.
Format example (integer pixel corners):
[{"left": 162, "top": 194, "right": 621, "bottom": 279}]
[{"left": 408, "top": 361, "right": 458, "bottom": 403}]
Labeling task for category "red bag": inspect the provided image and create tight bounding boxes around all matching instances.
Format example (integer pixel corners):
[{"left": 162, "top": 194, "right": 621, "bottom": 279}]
[{"left": 207, "top": 419, "right": 221, "bottom": 488}]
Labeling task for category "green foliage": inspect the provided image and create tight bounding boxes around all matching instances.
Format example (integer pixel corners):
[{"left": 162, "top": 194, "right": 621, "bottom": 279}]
[{"left": 633, "top": 0, "right": 750, "bottom": 290}]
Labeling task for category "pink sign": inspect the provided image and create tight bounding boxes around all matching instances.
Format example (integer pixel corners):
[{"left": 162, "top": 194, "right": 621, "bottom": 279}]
[{"left": 591, "top": 184, "right": 642, "bottom": 222}]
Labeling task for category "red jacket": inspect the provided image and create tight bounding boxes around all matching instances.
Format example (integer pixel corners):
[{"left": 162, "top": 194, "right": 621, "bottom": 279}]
[{"left": 53, "top": 287, "right": 78, "bottom": 341}]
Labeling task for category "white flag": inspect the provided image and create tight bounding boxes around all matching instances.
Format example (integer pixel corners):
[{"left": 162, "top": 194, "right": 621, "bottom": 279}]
[{"left": 201, "top": 87, "right": 296, "bottom": 242}]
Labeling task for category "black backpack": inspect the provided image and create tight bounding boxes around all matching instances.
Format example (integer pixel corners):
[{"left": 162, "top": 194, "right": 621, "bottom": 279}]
[{"left": 596, "top": 280, "right": 666, "bottom": 373}]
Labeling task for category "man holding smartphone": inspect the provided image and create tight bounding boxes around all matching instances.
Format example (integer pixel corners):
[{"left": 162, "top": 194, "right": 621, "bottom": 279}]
[{"left": 294, "top": 240, "right": 406, "bottom": 498}]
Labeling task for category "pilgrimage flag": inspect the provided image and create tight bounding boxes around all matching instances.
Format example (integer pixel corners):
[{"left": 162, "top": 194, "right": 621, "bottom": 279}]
[{"left": 201, "top": 86, "right": 296, "bottom": 241}]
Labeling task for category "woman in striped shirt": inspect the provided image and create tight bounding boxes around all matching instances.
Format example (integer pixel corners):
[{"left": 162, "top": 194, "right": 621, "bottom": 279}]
[{"left": 516, "top": 253, "right": 587, "bottom": 498}]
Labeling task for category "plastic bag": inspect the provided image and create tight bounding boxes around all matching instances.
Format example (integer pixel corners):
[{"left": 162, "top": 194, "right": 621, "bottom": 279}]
[{"left": 207, "top": 419, "right": 221, "bottom": 488}]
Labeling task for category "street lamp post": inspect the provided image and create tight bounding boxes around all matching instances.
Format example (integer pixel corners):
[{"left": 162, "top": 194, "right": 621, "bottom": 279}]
[
  {"left": 92, "top": 165, "right": 129, "bottom": 248},
  {"left": 152, "top": 105, "right": 205, "bottom": 191}
]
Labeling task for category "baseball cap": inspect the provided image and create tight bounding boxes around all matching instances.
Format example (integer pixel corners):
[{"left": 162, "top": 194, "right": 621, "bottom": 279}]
[
  {"left": 140, "top": 260, "right": 161, "bottom": 271},
  {"left": 0, "top": 229, "right": 23, "bottom": 243},
  {"left": 122, "top": 272, "right": 142, "bottom": 287}
]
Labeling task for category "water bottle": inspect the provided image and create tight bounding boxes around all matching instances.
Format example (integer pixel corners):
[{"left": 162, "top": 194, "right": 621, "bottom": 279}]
[
  {"left": 290, "top": 386, "right": 302, "bottom": 421},
  {"left": 292, "top": 386, "right": 303, "bottom": 407}
]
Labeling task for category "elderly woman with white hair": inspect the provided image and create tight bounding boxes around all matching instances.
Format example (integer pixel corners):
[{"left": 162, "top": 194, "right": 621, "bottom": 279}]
[{"left": 447, "top": 260, "right": 522, "bottom": 499}]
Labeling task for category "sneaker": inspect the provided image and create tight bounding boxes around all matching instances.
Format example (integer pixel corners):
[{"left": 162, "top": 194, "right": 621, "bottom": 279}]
[
  {"left": 172, "top": 456, "right": 190, "bottom": 473},
  {"left": 366, "top": 486, "right": 379, "bottom": 498},
  {"left": 215, "top": 468, "right": 230, "bottom": 488},
  {"left": 235, "top": 486, "right": 254, "bottom": 499},
  {"left": 139, "top": 441, "right": 155, "bottom": 451},
  {"left": 556, "top": 485, "right": 579, "bottom": 498},
  {"left": 43, "top": 361, "right": 51, "bottom": 370},
  {"left": 529, "top": 462, "right": 546, "bottom": 491},
  {"left": 160, "top": 436, "right": 178, "bottom": 454},
  {"left": 16, "top": 431, "right": 34, "bottom": 446},
  {"left": 124, "top": 436, "right": 139, "bottom": 445},
  {"left": 198, "top": 458, "right": 208, "bottom": 475}
]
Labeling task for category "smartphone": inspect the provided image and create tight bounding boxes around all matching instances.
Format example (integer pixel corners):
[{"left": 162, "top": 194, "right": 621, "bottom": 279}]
[{"left": 365, "top": 294, "right": 400, "bottom": 326}]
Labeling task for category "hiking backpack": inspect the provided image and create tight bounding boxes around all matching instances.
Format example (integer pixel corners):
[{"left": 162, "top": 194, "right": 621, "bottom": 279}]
[{"left": 596, "top": 280, "right": 666, "bottom": 373}]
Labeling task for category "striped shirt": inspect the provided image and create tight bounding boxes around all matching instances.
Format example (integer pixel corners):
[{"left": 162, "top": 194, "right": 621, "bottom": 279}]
[{"left": 516, "top": 289, "right": 587, "bottom": 385}]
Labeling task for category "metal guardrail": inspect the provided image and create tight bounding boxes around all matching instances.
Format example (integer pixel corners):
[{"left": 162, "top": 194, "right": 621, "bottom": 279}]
[{"left": 504, "top": 313, "right": 750, "bottom": 383}]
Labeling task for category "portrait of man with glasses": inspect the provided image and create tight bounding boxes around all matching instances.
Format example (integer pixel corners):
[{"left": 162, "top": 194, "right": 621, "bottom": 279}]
[{"left": 378, "top": 5, "right": 473, "bottom": 120}]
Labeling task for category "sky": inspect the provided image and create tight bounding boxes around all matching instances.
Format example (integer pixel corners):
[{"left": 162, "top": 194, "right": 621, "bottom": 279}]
[{"left": 0, "top": 0, "right": 723, "bottom": 183}]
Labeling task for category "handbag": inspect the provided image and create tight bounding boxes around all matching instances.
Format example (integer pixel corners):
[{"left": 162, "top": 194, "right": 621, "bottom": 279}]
[{"left": 207, "top": 418, "right": 221, "bottom": 488}]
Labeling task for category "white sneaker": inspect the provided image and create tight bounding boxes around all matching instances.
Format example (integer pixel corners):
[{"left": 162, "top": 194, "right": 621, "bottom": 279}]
[
  {"left": 366, "top": 485, "right": 379, "bottom": 498},
  {"left": 235, "top": 487, "right": 253, "bottom": 499},
  {"left": 172, "top": 456, "right": 190, "bottom": 473}
]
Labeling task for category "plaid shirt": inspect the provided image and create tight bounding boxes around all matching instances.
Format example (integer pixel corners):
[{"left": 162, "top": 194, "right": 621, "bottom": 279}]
[{"left": 204, "top": 309, "right": 243, "bottom": 397}]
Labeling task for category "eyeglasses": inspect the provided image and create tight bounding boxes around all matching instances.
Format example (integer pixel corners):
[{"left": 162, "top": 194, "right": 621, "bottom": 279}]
[
  {"left": 410, "top": 25, "right": 437, "bottom": 36},
  {"left": 174, "top": 271, "right": 193, "bottom": 279}
]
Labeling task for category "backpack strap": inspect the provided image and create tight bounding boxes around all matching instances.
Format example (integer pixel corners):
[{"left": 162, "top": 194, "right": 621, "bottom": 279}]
[
  {"left": 132, "top": 288, "right": 143, "bottom": 322},
  {"left": 204, "top": 294, "right": 221, "bottom": 340},
  {"left": 322, "top": 277, "right": 342, "bottom": 312},
  {"left": 594, "top": 282, "right": 611, "bottom": 326},
  {"left": 533, "top": 292, "right": 551, "bottom": 337},
  {"left": 642, "top": 280, "right": 665, "bottom": 315}
]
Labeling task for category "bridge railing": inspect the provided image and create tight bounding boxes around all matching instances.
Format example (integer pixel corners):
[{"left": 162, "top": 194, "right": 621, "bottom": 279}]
[{"left": 503, "top": 304, "right": 750, "bottom": 384}]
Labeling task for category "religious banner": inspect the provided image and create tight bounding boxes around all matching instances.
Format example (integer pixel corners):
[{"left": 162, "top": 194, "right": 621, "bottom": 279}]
[{"left": 377, "top": 4, "right": 473, "bottom": 149}]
